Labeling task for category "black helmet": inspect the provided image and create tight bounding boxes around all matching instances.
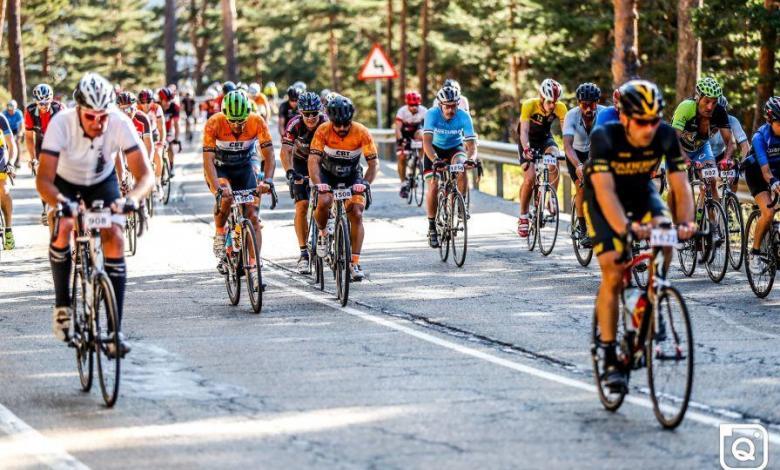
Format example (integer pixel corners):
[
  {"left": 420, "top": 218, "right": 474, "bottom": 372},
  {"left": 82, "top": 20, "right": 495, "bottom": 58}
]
[
  {"left": 222, "top": 81, "right": 236, "bottom": 94},
  {"left": 765, "top": 96, "right": 780, "bottom": 122},
  {"left": 326, "top": 95, "right": 355, "bottom": 125},
  {"left": 287, "top": 86, "right": 301, "bottom": 101},
  {"left": 576, "top": 82, "right": 601, "bottom": 102},
  {"left": 116, "top": 91, "right": 137, "bottom": 106},
  {"left": 618, "top": 80, "right": 664, "bottom": 120}
]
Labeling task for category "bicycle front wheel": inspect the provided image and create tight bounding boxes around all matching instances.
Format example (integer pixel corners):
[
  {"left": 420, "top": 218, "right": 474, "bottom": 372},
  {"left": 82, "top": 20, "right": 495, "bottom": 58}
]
[
  {"left": 72, "top": 264, "right": 93, "bottom": 392},
  {"left": 591, "top": 309, "right": 626, "bottom": 411},
  {"left": 677, "top": 237, "right": 698, "bottom": 277},
  {"left": 538, "top": 184, "right": 559, "bottom": 256},
  {"left": 94, "top": 273, "right": 121, "bottom": 407},
  {"left": 703, "top": 200, "right": 729, "bottom": 283},
  {"left": 570, "top": 201, "right": 592, "bottom": 267},
  {"left": 646, "top": 286, "right": 694, "bottom": 429},
  {"left": 415, "top": 157, "right": 425, "bottom": 207},
  {"left": 450, "top": 192, "right": 468, "bottom": 267},
  {"left": 126, "top": 212, "right": 137, "bottom": 256},
  {"left": 527, "top": 189, "right": 538, "bottom": 252},
  {"left": 161, "top": 158, "right": 172, "bottom": 205},
  {"left": 436, "top": 189, "right": 450, "bottom": 262},
  {"left": 225, "top": 248, "right": 241, "bottom": 306},
  {"left": 745, "top": 210, "right": 777, "bottom": 298},
  {"left": 242, "top": 220, "right": 262, "bottom": 314},
  {"left": 724, "top": 194, "right": 744, "bottom": 271},
  {"left": 406, "top": 159, "right": 415, "bottom": 205},
  {"left": 334, "top": 217, "right": 351, "bottom": 306}
]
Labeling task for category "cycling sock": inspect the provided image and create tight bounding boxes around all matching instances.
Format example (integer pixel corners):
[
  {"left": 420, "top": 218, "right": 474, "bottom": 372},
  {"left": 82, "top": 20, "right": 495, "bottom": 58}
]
[
  {"left": 104, "top": 257, "right": 127, "bottom": 329},
  {"left": 428, "top": 218, "right": 435, "bottom": 231},
  {"left": 300, "top": 246, "right": 308, "bottom": 258},
  {"left": 519, "top": 213, "right": 529, "bottom": 220},
  {"left": 351, "top": 253, "right": 360, "bottom": 265},
  {"left": 578, "top": 217, "right": 586, "bottom": 227},
  {"left": 216, "top": 225, "right": 227, "bottom": 235},
  {"left": 603, "top": 341, "right": 618, "bottom": 364},
  {"left": 49, "top": 245, "right": 72, "bottom": 308},
  {"left": 4, "top": 227, "right": 11, "bottom": 233},
  {"left": 751, "top": 248, "right": 761, "bottom": 255}
]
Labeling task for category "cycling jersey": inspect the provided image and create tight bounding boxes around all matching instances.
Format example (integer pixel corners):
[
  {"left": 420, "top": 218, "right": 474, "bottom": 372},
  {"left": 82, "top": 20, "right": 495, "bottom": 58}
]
[
  {"left": 594, "top": 106, "right": 619, "bottom": 128},
  {"left": 709, "top": 115, "right": 748, "bottom": 158},
  {"left": 283, "top": 114, "right": 328, "bottom": 161},
  {"left": 278, "top": 100, "right": 298, "bottom": 129},
  {"left": 40, "top": 108, "right": 145, "bottom": 186},
  {"left": 563, "top": 105, "right": 606, "bottom": 153},
  {"left": 2, "top": 109, "right": 23, "bottom": 134},
  {"left": 520, "top": 98, "right": 567, "bottom": 145},
  {"left": 253, "top": 94, "right": 271, "bottom": 119},
  {"left": 395, "top": 105, "right": 428, "bottom": 134},
  {"left": 671, "top": 100, "right": 730, "bottom": 153},
  {"left": 161, "top": 102, "right": 180, "bottom": 134},
  {"left": 203, "top": 113, "right": 273, "bottom": 168},
  {"left": 24, "top": 101, "right": 63, "bottom": 135},
  {"left": 181, "top": 97, "right": 195, "bottom": 117},
  {"left": 745, "top": 123, "right": 780, "bottom": 167},
  {"left": 131, "top": 112, "right": 152, "bottom": 137},
  {"left": 431, "top": 95, "right": 470, "bottom": 113},
  {"left": 310, "top": 122, "right": 377, "bottom": 178},
  {"left": 0, "top": 114, "right": 9, "bottom": 168},
  {"left": 422, "top": 107, "right": 476, "bottom": 150}
]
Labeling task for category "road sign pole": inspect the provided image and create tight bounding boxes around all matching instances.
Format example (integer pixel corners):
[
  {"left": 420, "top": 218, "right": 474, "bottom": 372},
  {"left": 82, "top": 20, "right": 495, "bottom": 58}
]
[{"left": 375, "top": 80, "right": 383, "bottom": 129}]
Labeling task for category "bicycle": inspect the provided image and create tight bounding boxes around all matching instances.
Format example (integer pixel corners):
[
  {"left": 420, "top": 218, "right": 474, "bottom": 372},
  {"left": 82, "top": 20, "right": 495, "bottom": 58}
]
[
  {"left": 526, "top": 149, "right": 565, "bottom": 256},
  {"left": 433, "top": 160, "right": 470, "bottom": 267},
  {"left": 591, "top": 223, "right": 695, "bottom": 429},
  {"left": 58, "top": 196, "right": 144, "bottom": 407},
  {"left": 160, "top": 140, "right": 180, "bottom": 205},
  {"left": 719, "top": 164, "right": 745, "bottom": 271},
  {"left": 569, "top": 182, "right": 592, "bottom": 267},
  {"left": 744, "top": 193, "right": 779, "bottom": 298},
  {"left": 120, "top": 163, "right": 141, "bottom": 257},
  {"left": 677, "top": 164, "right": 728, "bottom": 282},
  {"left": 402, "top": 139, "right": 425, "bottom": 207}
]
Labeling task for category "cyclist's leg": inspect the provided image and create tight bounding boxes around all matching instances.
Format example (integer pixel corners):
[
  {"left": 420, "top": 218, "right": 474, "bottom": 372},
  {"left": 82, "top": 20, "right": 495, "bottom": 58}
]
[
  {"left": 450, "top": 148, "right": 469, "bottom": 195},
  {"left": 519, "top": 141, "right": 541, "bottom": 215},
  {"left": 346, "top": 184, "right": 367, "bottom": 267},
  {"left": 543, "top": 137, "right": 561, "bottom": 190},
  {"left": 0, "top": 173, "right": 12, "bottom": 227},
  {"left": 313, "top": 170, "right": 334, "bottom": 231},
  {"left": 424, "top": 150, "right": 440, "bottom": 219},
  {"left": 396, "top": 140, "right": 407, "bottom": 183},
  {"left": 745, "top": 161, "right": 776, "bottom": 251},
  {"left": 49, "top": 176, "right": 77, "bottom": 338},
  {"left": 153, "top": 141, "right": 164, "bottom": 186},
  {"left": 292, "top": 159, "right": 311, "bottom": 250}
]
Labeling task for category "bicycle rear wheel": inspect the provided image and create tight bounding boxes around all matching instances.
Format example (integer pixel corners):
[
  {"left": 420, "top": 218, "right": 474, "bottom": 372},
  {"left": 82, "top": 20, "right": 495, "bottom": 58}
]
[
  {"left": 570, "top": 201, "right": 592, "bottom": 267},
  {"left": 450, "top": 192, "right": 468, "bottom": 267},
  {"left": 225, "top": 245, "right": 241, "bottom": 305},
  {"left": 71, "top": 263, "right": 93, "bottom": 392},
  {"left": 146, "top": 189, "right": 155, "bottom": 219},
  {"left": 703, "top": 200, "right": 729, "bottom": 283},
  {"left": 647, "top": 286, "right": 694, "bottom": 429},
  {"left": 94, "top": 273, "right": 121, "bottom": 407},
  {"left": 724, "top": 194, "right": 744, "bottom": 271},
  {"left": 334, "top": 217, "right": 351, "bottom": 306},
  {"left": 242, "top": 220, "right": 262, "bottom": 314},
  {"left": 161, "top": 158, "right": 172, "bottom": 205},
  {"left": 538, "top": 184, "right": 559, "bottom": 256},
  {"left": 745, "top": 210, "right": 777, "bottom": 298},
  {"left": 406, "top": 158, "right": 415, "bottom": 205},
  {"left": 527, "top": 189, "right": 538, "bottom": 252},
  {"left": 677, "top": 237, "right": 698, "bottom": 277},
  {"left": 436, "top": 189, "right": 450, "bottom": 262},
  {"left": 591, "top": 309, "right": 626, "bottom": 411}
]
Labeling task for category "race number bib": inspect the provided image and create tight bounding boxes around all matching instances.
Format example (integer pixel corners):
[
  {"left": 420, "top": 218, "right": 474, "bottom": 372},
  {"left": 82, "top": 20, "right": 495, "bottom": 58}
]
[
  {"left": 720, "top": 170, "right": 736, "bottom": 179},
  {"left": 410, "top": 141, "right": 423, "bottom": 149},
  {"left": 84, "top": 210, "right": 112, "bottom": 230},
  {"left": 233, "top": 191, "right": 255, "bottom": 204},
  {"left": 701, "top": 167, "right": 718, "bottom": 179},
  {"left": 449, "top": 164, "right": 465, "bottom": 173},
  {"left": 543, "top": 155, "right": 557, "bottom": 166},
  {"left": 650, "top": 228, "right": 678, "bottom": 247},
  {"left": 333, "top": 188, "right": 353, "bottom": 200}
]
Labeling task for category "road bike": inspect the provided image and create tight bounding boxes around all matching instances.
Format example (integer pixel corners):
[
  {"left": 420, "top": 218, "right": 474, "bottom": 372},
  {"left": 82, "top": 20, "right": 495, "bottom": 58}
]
[
  {"left": 569, "top": 182, "right": 592, "bottom": 267},
  {"left": 402, "top": 139, "right": 425, "bottom": 207},
  {"left": 719, "top": 164, "right": 745, "bottom": 271},
  {"left": 526, "top": 149, "right": 566, "bottom": 256},
  {"left": 160, "top": 140, "right": 179, "bottom": 205},
  {"left": 433, "top": 161, "right": 470, "bottom": 267},
  {"left": 745, "top": 194, "right": 780, "bottom": 298}
]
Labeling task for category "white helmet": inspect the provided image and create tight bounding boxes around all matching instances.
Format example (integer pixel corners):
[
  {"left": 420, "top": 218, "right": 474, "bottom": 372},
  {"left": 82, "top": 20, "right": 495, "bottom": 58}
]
[
  {"left": 33, "top": 84, "right": 54, "bottom": 102},
  {"left": 248, "top": 83, "right": 261, "bottom": 96},
  {"left": 74, "top": 72, "right": 115, "bottom": 111},
  {"left": 206, "top": 88, "right": 219, "bottom": 100},
  {"left": 436, "top": 86, "right": 461, "bottom": 104},
  {"left": 443, "top": 79, "right": 461, "bottom": 92},
  {"left": 539, "top": 78, "right": 562, "bottom": 102}
]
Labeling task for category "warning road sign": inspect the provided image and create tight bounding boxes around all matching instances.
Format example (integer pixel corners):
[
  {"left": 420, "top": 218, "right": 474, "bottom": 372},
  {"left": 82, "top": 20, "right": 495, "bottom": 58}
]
[{"left": 358, "top": 44, "right": 398, "bottom": 80}]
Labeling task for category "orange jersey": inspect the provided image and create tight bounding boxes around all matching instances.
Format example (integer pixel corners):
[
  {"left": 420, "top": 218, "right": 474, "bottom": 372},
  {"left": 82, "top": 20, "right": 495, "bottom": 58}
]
[
  {"left": 310, "top": 122, "right": 377, "bottom": 178},
  {"left": 203, "top": 113, "right": 273, "bottom": 167}
]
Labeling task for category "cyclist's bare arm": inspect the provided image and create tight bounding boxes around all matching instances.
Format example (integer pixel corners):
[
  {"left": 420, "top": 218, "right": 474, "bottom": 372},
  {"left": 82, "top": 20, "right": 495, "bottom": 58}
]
[
  {"left": 519, "top": 120, "right": 530, "bottom": 152},
  {"left": 465, "top": 140, "right": 477, "bottom": 160},
  {"left": 422, "top": 133, "right": 436, "bottom": 162},
  {"left": 720, "top": 127, "right": 735, "bottom": 161},
  {"left": 157, "top": 117, "right": 166, "bottom": 143},
  {"left": 563, "top": 135, "right": 580, "bottom": 166},
  {"left": 34, "top": 152, "right": 62, "bottom": 207},
  {"left": 280, "top": 144, "right": 293, "bottom": 172},
  {"left": 125, "top": 146, "right": 153, "bottom": 201},
  {"left": 173, "top": 116, "right": 180, "bottom": 141},
  {"left": 364, "top": 158, "right": 378, "bottom": 184},
  {"left": 307, "top": 153, "right": 323, "bottom": 185},
  {"left": 394, "top": 119, "right": 403, "bottom": 141},
  {"left": 24, "top": 130, "right": 36, "bottom": 161},
  {"left": 203, "top": 151, "right": 220, "bottom": 194},
  {"left": 738, "top": 140, "right": 750, "bottom": 157},
  {"left": 4, "top": 132, "right": 17, "bottom": 164},
  {"left": 590, "top": 172, "right": 629, "bottom": 235},
  {"left": 261, "top": 145, "right": 275, "bottom": 180},
  {"left": 142, "top": 134, "right": 153, "bottom": 157}
]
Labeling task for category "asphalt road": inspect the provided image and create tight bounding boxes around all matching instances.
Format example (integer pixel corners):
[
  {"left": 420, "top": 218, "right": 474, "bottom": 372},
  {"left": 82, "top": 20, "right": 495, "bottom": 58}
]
[{"left": 0, "top": 126, "right": 778, "bottom": 469}]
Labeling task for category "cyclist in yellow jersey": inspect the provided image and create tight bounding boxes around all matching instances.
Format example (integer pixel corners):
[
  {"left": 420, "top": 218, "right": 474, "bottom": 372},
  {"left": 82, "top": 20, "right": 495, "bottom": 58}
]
[{"left": 516, "top": 78, "right": 567, "bottom": 238}]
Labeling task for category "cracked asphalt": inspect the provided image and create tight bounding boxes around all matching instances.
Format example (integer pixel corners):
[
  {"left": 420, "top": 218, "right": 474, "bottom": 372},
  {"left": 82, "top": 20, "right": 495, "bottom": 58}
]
[{"left": 1, "top": 124, "right": 778, "bottom": 469}]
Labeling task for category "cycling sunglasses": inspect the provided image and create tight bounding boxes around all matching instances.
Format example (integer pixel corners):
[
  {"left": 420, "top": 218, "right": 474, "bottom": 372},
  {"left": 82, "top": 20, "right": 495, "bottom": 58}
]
[
  {"left": 579, "top": 101, "right": 597, "bottom": 110},
  {"left": 83, "top": 111, "right": 108, "bottom": 123},
  {"left": 301, "top": 111, "right": 319, "bottom": 118},
  {"left": 332, "top": 122, "right": 350, "bottom": 130},
  {"left": 632, "top": 117, "right": 661, "bottom": 127},
  {"left": 227, "top": 118, "right": 247, "bottom": 125}
]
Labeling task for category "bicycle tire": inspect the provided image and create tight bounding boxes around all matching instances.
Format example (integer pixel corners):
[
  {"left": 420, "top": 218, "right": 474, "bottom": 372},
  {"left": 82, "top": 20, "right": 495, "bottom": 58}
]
[
  {"left": 646, "top": 286, "right": 694, "bottom": 429},
  {"left": 450, "top": 192, "right": 468, "bottom": 267},
  {"left": 437, "top": 189, "right": 450, "bottom": 262},
  {"left": 570, "top": 201, "right": 592, "bottom": 267},
  {"left": 72, "top": 258, "right": 93, "bottom": 392},
  {"left": 161, "top": 159, "right": 171, "bottom": 205},
  {"left": 724, "top": 194, "right": 744, "bottom": 271},
  {"left": 745, "top": 210, "right": 776, "bottom": 298},
  {"left": 704, "top": 200, "right": 729, "bottom": 283},
  {"left": 538, "top": 184, "right": 559, "bottom": 256},
  {"left": 527, "top": 188, "right": 538, "bottom": 252},
  {"left": 591, "top": 309, "right": 625, "bottom": 411},
  {"left": 415, "top": 156, "right": 425, "bottom": 207},
  {"left": 335, "top": 216, "right": 351, "bottom": 306},
  {"left": 224, "top": 229, "right": 241, "bottom": 305},
  {"left": 406, "top": 157, "right": 415, "bottom": 205},
  {"left": 126, "top": 213, "right": 137, "bottom": 256},
  {"left": 146, "top": 189, "right": 155, "bottom": 219},
  {"left": 94, "top": 273, "right": 121, "bottom": 407},
  {"left": 241, "top": 220, "right": 262, "bottom": 314},
  {"left": 677, "top": 237, "right": 698, "bottom": 277}
]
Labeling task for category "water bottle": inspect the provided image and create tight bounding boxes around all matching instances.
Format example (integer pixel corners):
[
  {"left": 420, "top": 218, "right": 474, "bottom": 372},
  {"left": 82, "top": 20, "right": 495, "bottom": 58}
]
[
  {"left": 225, "top": 231, "right": 233, "bottom": 254},
  {"left": 623, "top": 287, "right": 641, "bottom": 332},
  {"left": 695, "top": 207, "right": 704, "bottom": 226},
  {"left": 232, "top": 225, "right": 241, "bottom": 251}
]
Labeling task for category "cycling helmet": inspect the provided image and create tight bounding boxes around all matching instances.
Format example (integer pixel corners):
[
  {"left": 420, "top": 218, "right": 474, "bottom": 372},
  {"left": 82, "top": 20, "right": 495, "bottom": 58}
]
[
  {"left": 298, "top": 92, "right": 322, "bottom": 113},
  {"left": 138, "top": 88, "right": 154, "bottom": 104},
  {"left": 539, "top": 79, "right": 562, "bottom": 102},
  {"left": 7, "top": 100, "right": 17, "bottom": 109},
  {"left": 765, "top": 96, "right": 780, "bottom": 122},
  {"left": 222, "top": 90, "right": 250, "bottom": 121},
  {"left": 236, "top": 82, "right": 248, "bottom": 91},
  {"left": 292, "top": 81, "right": 307, "bottom": 92},
  {"left": 116, "top": 91, "right": 137, "bottom": 106},
  {"left": 575, "top": 82, "right": 601, "bottom": 102},
  {"left": 695, "top": 77, "right": 722, "bottom": 99},
  {"left": 405, "top": 91, "right": 422, "bottom": 106},
  {"left": 287, "top": 86, "right": 301, "bottom": 101},
  {"left": 436, "top": 86, "right": 461, "bottom": 104},
  {"left": 618, "top": 79, "right": 664, "bottom": 120},
  {"left": 74, "top": 72, "right": 115, "bottom": 111},
  {"left": 325, "top": 92, "right": 340, "bottom": 104},
  {"left": 222, "top": 81, "right": 237, "bottom": 94},
  {"left": 32, "top": 83, "right": 54, "bottom": 102},
  {"left": 320, "top": 88, "right": 331, "bottom": 100},
  {"left": 326, "top": 95, "right": 355, "bottom": 125},
  {"left": 157, "top": 87, "right": 174, "bottom": 101},
  {"left": 443, "top": 79, "right": 461, "bottom": 92},
  {"left": 717, "top": 95, "right": 729, "bottom": 111},
  {"left": 248, "top": 83, "right": 261, "bottom": 96},
  {"left": 205, "top": 88, "right": 219, "bottom": 100}
]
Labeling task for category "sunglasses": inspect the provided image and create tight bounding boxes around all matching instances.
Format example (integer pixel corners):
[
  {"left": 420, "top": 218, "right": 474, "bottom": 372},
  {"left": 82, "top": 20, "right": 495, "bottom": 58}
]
[
  {"left": 83, "top": 111, "right": 108, "bottom": 123},
  {"left": 38, "top": 100, "right": 52, "bottom": 107},
  {"left": 579, "top": 101, "right": 597, "bottom": 109},
  {"left": 227, "top": 119, "right": 247, "bottom": 125},
  {"left": 332, "top": 123, "right": 350, "bottom": 130},
  {"left": 120, "top": 106, "right": 135, "bottom": 115},
  {"left": 301, "top": 111, "right": 319, "bottom": 118},
  {"left": 632, "top": 117, "right": 661, "bottom": 127}
]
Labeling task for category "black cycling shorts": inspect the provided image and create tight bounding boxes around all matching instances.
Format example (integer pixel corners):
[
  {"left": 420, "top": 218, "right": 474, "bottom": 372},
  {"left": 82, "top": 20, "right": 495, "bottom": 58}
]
[
  {"left": 423, "top": 144, "right": 466, "bottom": 177},
  {"left": 744, "top": 160, "right": 780, "bottom": 197},
  {"left": 584, "top": 186, "right": 669, "bottom": 257},
  {"left": 319, "top": 168, "right": 366, "bottom": 207},
  {"left": 290, "top": 158, "right": 311, "bottom": 202},
  {"left": 566, "top": 149, "right": 589, "bottom": 184},
  {"left": 529, "top": 135, "right": 558, "bottom": 153},
  {"left": 55, "top": 170, "right": 121, "bottom": 209},
  {"left": 216, "top": 162, "right": 257, "bottom": 192}
]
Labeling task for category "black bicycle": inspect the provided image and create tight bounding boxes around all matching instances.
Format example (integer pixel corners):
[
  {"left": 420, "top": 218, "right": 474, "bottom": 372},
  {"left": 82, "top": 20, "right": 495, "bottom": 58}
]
[
  {"left": 719, "top": 164, "right": 745, "bottom": 271},
  {"left": 526, "top": 149, "right": 566, "bottom": 256},
  {"left": 433, "top": 160, "right": 470, "bottom": 267},
  {"left": 745, "top": 193, "right": 779, "bottom": 298},
  {"left": 160, "top": 140, "right": 179, "bottom": 205},
  {"left": 569, "top": 184, "right": 593, "bottom": 267},
  {"left": 59, "top": 196, "right": 143, "bottom": 407}
]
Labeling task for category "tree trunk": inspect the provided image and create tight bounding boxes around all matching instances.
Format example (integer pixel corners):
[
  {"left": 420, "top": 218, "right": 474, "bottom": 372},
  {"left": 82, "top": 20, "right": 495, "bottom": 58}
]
[
  {"left": 416, "top": 0, "right": 430, "bottom": 100},
  {"left": 328, "top": 4, "right": 341, "bottom": 91},
  {"left": 0, "top": 0, "right": 7, "bottom": 51},
  {"left": 221, "top": 0, "right": 238, "bottom": 82},
  {"left": 189, "top": 0, "right": 209, "bottom": 94},
  {"left": 508, "top": 0, "right": 520, "bottom": 108},
  {"left": 7, "top": 0, "right": 26, "bottom": 107},
  {"left": 398, "top": 0, "right": 407, "bottom": 102},
  {"left": 611, "top": 0, "right": 640, "bottom": 88},
  {"left": 675, "top": 0, "right": 698, "bottom": 105},
  {"left": 165, "top": 0, "right": 178, "bottom": 85},
  {"left": 386, "top": 0, "right": 394, "bottom": 127},
  {"left": 753, "top": 0, "right": 778, "bottom": 131}
]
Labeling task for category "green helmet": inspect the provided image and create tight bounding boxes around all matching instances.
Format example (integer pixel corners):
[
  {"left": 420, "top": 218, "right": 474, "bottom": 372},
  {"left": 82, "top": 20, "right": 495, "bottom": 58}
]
[
  {"left": 222, "top": 90, "right": 250, "bottom": 121},
  {"left": 695, "top": 77, "right": 722, "bottom": 99}
]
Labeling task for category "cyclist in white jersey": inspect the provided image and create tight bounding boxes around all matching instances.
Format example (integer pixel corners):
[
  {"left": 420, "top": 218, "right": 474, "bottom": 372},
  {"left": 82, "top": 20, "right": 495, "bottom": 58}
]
[
  {"left": 431, "top": 79, "right": 470, "bottom": 112},
  {"left": 36, "top": 73, "right": 152, "bottom": 355}
]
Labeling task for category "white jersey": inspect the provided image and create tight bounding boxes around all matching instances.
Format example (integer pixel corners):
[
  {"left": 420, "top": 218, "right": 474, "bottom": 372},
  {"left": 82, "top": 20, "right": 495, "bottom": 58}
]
[
  {"left": 395, "top": 105, "right": 428, "bottom": 130},
  {"left": 431, "top": 95, "right": 470, "bottom": 113},
  {"left": 562, "top": 105, "right": 606, "bottom": 153},
  {"left": 41, "top": 107, "right": 145, "bottom": 186},
  {"left": 709, "top": 114, "right": 748, "bottom": 157}
]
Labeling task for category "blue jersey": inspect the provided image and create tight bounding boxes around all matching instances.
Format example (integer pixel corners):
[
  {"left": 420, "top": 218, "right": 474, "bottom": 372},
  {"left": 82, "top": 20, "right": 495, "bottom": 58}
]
[
  {"left": 2, "top": 109, "right": 22, "bottom": 134},
  {"left": 422, "top": 107, "right": 476, "bottom": 150},
  {"left": 746, "top": 123, "right": 780, "bottom": 167},
  {"left": 594, "top": 106, "right": 619, "bottom": 128}
]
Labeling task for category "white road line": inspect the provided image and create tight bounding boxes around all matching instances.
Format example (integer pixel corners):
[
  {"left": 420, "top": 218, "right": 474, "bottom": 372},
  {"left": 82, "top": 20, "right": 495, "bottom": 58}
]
[
  {"left": 0, "top": 403, "right": 90, "bottom": 470},
  {"left": 266, "top": 273, "right": 780, "bottom": 446}
]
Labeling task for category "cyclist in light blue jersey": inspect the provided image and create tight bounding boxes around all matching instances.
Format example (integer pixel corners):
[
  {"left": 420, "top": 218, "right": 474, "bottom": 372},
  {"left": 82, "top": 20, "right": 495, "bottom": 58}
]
[
  {"left": 422, "top": 86, "right": 478, "bottom": 248},
  {"left": 594, "top": 88, "right": 621, "bottom": 128}
]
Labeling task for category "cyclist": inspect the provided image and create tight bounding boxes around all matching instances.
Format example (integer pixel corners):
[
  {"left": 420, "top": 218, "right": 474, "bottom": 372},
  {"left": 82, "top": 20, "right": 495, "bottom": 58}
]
[
  {"left": 710, "top": 95, "right": 750, "bottom": 194},
  {"left": 309, "top": 96, "right": 378, "bottom": 282},
  {"left": 203, "top": 88, "right": 221, "bottom": 119},
  {"left": 138, "top": 89, "right": 166, "bottom": 193},
  {"left": 3, "top": 100, "right": 23, "bottom": 168},
  {"left": 263, "top": 81, "right": 279, "bottom": 112},
  {"left": 563, "top": 82, "right": 604, "bottom": 247},
  {"left": 217, "top": 81, "right": 236, "bottom": 109},
  {"left": 280, "top": 92, "right": 328, "bottom": 273},
  {"left": 181, "top": 89, "right": 196, "bottom": 142},
  {"left": 319, "top": 89, "right": 332, "bottom": 107},
  {"left": 585, "top": 80, "right": 695, "bottom": 391},
  {"left": 116, "top": 92, "right": 154, "bottom": 193},
  {"left": 248, "top": 83, "right": 271, "bottom": 121},
  {"left": 594, "top": 88, "right": 621, "bottom": 127},
  {"left": 37, "top": 72, "right": 153, "bottom": 355},
  {"left": 395, "top": 91, "right": 427, "bottom": 199},
  {"left": 431, "top": 79, "right": 470, "bottom": 112},
  {"left": 743, "top": 97, "right": 780, "bottom": 271},
  {"left": 672, "top": 77, "right": 734, "bottom": 238},
  {"left": 25, "top": 83, "right": 64, "bottom": 225},
  {"left": 516, "top": 78, "right": 567, "bottom": 238},
  {"left": 0, "top": 112, "right": 18, "bottom": 249},
  {"left": 158, "top": 87, "right": 181, "bottom": 177},
  {"left": 292, "top": 81, "right": 307, "bottom": 92},
  {"left": 278, "top": 86, "right": 301, "bottom": 136},
  {"left": 203, "top": 90, "right": 275, "bottom": 268},
  {"left": 422, "top": 86, "right": 478, "bottom": 248}
]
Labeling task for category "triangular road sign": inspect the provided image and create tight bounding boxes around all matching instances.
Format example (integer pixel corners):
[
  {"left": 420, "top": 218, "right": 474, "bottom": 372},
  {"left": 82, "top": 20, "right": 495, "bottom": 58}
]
[{"left": 358, "top": 44, "right": 398, "bottom": 80}]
